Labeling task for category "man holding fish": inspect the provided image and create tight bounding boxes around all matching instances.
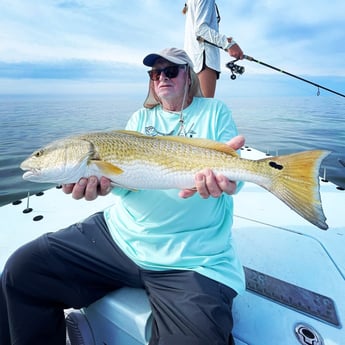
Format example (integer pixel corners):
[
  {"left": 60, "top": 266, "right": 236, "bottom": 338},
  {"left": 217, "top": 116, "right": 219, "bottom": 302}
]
[
  {"left": 1, "top": 47, "right": 244, "bottom": 345},
  {"left": 1, "top": 47, "right": 328, "bottom": 345}
]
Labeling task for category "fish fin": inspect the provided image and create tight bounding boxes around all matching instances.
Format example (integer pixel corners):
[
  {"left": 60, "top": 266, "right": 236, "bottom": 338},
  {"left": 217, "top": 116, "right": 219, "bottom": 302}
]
[
  {"left": 115, "top": 129, "right": 239, "bottom": 156},
  {"left": 259, "top": 150, "right": 330, "bottom": 230},
  {"left": 91, "top": 160, "right": 124, "bottom": 175},
  {"left": 115, "top": 129, "right": 147, "bottom": 137},
  {"left": 91, "top": 160, "right": 138, "bottom": 191},
  {"left": 161, "top": 136, "right": 239, "bottom": 156}
]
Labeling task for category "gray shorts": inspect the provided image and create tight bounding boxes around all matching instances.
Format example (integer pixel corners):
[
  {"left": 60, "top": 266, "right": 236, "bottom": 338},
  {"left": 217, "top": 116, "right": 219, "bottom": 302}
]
[{"left": 1, "top": 212, "right": 237, "bottom": 345}]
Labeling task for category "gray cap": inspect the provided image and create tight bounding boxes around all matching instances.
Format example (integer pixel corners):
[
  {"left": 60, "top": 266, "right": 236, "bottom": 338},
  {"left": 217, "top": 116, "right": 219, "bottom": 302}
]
[
  {"left": 142, "top": 47, "right": 202, "bottom": 108},
  {"left": 143, "top": 47, "right": 194, "bottom": 68}
]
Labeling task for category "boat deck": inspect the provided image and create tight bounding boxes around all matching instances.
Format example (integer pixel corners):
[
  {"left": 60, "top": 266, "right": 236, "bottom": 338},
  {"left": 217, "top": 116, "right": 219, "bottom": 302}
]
[{"left": 1, "top": 146, "right": 344, "bottom": 344}]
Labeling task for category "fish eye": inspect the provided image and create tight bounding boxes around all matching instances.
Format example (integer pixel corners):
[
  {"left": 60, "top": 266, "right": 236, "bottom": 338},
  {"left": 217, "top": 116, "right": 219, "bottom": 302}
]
[{"left": 34, "top": 149, "right": 44, "bottom": 157}]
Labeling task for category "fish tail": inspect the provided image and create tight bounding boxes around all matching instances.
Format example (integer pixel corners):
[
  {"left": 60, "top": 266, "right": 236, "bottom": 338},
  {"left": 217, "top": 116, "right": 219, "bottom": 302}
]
[{"left": 259, "top": 150, "right": 330, "bottom": 230}]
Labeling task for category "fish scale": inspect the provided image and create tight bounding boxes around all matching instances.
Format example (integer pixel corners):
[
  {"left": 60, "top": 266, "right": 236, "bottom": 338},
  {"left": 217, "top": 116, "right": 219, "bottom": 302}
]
[{"left": 20, "top": 130, "right": 330, "bottom": 229}]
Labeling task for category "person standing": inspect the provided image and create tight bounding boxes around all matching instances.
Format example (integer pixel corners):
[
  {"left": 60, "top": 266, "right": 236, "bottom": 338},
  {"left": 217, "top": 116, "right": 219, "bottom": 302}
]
[{"left": 183, "top": 0, "right": 244, "bottom": 97}]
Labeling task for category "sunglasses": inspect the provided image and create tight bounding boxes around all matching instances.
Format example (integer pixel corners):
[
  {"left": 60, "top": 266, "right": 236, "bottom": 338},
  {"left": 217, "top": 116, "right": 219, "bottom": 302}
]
[{"left": 148, "top": 65, "right": 187, "bottom": 81}]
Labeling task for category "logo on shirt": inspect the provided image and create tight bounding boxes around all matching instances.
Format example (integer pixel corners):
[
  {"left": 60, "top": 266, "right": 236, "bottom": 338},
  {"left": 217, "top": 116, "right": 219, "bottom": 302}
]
[{"left": 145, "top": 124, "right": 196, "bottom": 137}]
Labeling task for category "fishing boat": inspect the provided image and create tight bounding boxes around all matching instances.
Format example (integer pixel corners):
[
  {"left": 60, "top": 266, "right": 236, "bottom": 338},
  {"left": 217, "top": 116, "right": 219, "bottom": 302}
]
[{"left": 1, "top": 144, "right": 344, "bottom": 345}]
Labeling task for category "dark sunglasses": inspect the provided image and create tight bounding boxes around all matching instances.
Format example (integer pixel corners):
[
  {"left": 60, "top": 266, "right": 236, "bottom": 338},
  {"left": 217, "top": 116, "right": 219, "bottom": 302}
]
[{"left": 148, "top": 65, "right": 186, "bottom": 81}]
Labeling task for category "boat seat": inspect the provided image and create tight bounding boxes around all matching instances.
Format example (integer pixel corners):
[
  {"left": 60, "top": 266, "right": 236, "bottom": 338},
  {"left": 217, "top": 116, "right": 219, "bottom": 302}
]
[{"left": 66, "top": 287, "right": 152, "bottom": 345}]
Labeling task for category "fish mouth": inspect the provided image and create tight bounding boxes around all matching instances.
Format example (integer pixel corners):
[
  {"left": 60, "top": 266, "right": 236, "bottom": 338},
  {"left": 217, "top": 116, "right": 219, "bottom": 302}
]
[{"left": 22, "top": 169, "right": 39, "bottom": 180}]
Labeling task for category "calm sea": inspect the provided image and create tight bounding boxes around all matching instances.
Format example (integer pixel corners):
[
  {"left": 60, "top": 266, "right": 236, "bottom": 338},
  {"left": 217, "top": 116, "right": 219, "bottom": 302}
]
[{"left": 1, "top": 94, "right": 344, "bottom": 207}]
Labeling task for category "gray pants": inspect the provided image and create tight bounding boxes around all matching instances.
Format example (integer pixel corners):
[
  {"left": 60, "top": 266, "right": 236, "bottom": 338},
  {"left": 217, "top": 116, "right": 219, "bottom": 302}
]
[{"left": 1, "top": 212, "right": 236, "bottom": 345}]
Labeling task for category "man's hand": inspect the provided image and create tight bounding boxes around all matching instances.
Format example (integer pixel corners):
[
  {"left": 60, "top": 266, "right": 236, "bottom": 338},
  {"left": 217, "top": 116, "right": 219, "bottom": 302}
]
[
  {"left": 228, "top": 43, "right": 244, "bottom": 60},
  {"left": 178, "top": 135, "right": 245, "bottom": 199},
  {"left": 62, "top": 176, "right": 112, "bottom": 201}
]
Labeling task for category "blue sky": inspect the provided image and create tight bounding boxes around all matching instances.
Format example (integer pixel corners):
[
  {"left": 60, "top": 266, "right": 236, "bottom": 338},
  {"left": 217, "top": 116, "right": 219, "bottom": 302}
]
[{"left": 1, "top": 0, "right": 344, "bottom": 97}]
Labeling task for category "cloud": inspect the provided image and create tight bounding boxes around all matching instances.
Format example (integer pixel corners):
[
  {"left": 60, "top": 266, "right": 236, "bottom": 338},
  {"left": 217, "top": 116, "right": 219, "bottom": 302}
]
[
  {"left": 217, "top": 0, "right": 345, "bottom": 76},
  {"left": 0, "top": 1, "right": 185, "bottom": 63},
  {"left": 0, "top": 0, "right": 344, "bottom": 96}
]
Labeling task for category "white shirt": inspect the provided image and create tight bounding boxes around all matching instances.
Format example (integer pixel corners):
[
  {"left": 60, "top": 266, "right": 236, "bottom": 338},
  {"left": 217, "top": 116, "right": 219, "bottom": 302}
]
[{"left": 184, "top": 0, "right": 230, "bottom": 73}]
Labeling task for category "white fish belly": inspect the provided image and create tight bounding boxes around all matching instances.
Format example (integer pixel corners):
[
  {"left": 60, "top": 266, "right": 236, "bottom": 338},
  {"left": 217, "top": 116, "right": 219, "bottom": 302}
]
[{"left": 105, "top": 162, "right": 196, "bottom": 190}]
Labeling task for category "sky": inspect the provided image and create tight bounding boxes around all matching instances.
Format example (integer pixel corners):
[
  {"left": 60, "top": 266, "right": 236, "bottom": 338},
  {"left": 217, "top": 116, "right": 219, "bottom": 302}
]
[{"left": 1, "top": 0, "right": 344, "bottom": 97}]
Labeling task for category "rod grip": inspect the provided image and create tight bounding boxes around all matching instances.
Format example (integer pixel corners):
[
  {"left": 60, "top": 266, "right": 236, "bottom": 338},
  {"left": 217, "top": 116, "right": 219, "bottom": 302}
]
[{"left": 243, "top": 54, "right": 253, "bottom": 61}]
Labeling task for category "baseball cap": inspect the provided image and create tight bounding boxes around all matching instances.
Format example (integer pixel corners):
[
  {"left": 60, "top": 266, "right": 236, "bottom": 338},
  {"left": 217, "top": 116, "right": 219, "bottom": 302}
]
[{"left": 143, "top": 47, "right": 194, "bottom": 68}]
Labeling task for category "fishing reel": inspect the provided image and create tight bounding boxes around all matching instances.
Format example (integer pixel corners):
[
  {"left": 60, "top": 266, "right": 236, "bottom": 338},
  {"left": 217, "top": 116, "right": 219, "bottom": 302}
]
[{"left": 226, "top": 59, "right": 245, "bottom": 80}]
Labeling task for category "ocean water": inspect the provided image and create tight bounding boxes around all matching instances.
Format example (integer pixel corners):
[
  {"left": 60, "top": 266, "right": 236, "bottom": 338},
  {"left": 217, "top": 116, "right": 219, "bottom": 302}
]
[{"left": 1, "top": 94, "right": 344, "bottom": 207}]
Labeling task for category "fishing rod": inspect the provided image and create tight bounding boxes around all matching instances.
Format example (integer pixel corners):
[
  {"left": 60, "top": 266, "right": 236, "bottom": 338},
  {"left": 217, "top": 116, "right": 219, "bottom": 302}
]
[
  {"left": 197, "top": 36, "right": 345, "bottom": 98},
  {"left": 239, "top": 55, "right": 345, "bottom": 98}
]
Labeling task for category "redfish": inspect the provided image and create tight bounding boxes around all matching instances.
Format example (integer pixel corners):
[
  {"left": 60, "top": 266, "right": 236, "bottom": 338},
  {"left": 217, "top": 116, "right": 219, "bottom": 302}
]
[{"left": 20, "top": 130, "right": 330, "bottom": 229}]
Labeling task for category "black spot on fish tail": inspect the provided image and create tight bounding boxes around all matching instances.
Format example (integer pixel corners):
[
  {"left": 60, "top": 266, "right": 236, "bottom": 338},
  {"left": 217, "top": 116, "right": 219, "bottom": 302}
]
[{"left": 269, "top": 161, "right": 284, "bottom": 170}]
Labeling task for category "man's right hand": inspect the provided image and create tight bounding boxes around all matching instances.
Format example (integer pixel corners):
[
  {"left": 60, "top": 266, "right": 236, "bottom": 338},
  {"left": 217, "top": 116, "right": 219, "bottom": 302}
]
[{"left": 228, "top": 43, "right": 244, "bottom": 60}]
